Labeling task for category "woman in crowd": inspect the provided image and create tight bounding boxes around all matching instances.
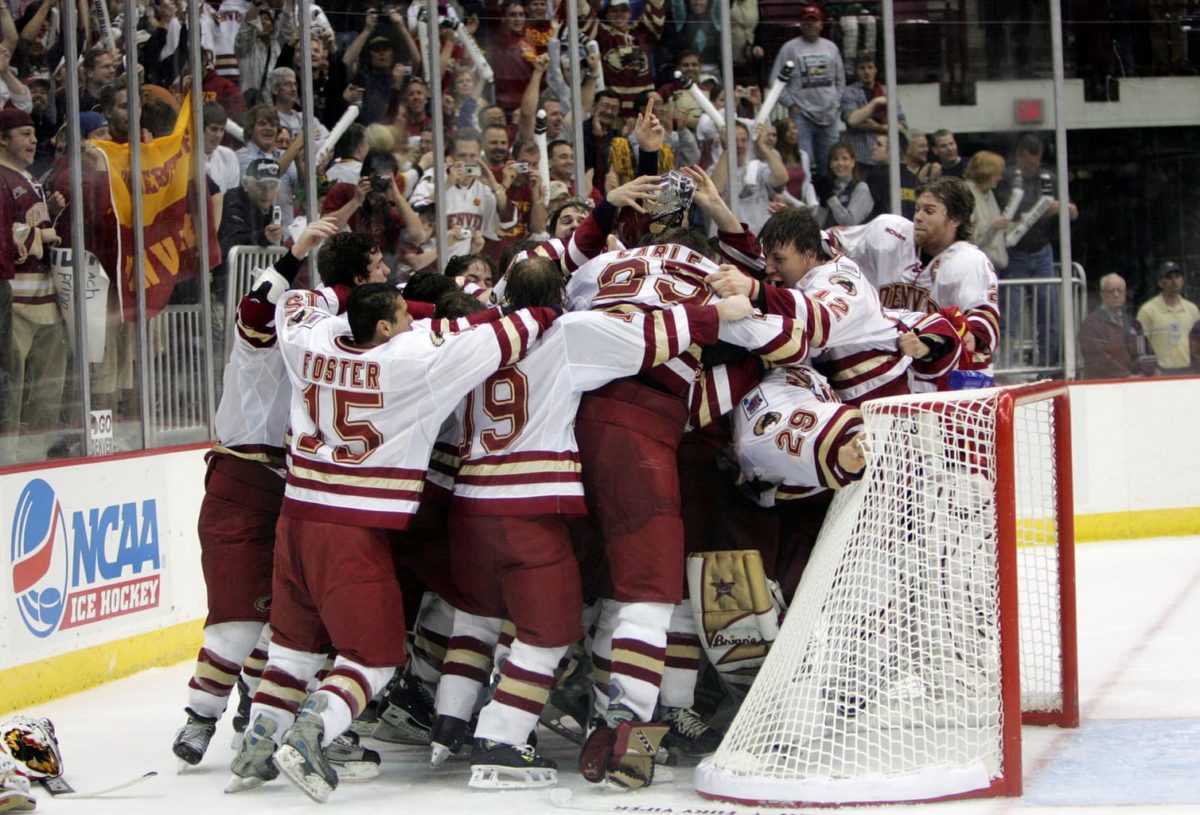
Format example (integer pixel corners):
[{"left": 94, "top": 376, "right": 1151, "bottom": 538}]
[
  {"left": 816, "top": 141, "right": 873, "bottom": 227},
  {"left": 772, "top": 117, "right": 816, "bottom": 209},
  {"left": 964, "top": 150, "right": 1009, "bottom": 270}
]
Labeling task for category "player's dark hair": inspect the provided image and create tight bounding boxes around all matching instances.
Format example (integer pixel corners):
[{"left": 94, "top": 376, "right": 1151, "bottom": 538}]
[
  {"left": 434, "top": 289, "right": 487, "bottom": 319},
  {"left": 317, "top": 233, "right": 380, "bottom": 287},
  {"left": 643, "top": 227, "right": 717, "bottom": 261},
  {"left": 548, "top": 198, "right": 589, "bottom": 234},
  {"left": 346, "top": 283, "right": 402, "bottom": 345},
  {"left": 916, "top": 176, "right": 975, "bottom": 242},
  {"left": 498, "top": 238, "right": 543, "bottom": 280},
  {"left": 758, "top": 206, "right": 824, "bottom": 257},
  {"left": 404, "top": 270, "right": 458, "bottom": 303},
  {"left": 504, "top": 257, "right": 563, "bottom": 308}
]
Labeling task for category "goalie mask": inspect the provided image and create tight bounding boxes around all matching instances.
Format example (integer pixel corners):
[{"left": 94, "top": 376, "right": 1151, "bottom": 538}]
[
  {"left": 1, "top": 716, "right": 63, "bottom": 778},
  {"left": 646, "top": 170, "right": 695, "bottom": 234}
]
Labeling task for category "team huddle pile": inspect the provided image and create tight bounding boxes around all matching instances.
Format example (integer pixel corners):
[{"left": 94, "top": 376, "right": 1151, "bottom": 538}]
[{"left": 169, "top": 120, "right": 998, "bottom": 804}]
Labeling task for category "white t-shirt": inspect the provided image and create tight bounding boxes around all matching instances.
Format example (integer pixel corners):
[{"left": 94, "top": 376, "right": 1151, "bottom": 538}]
[{"left": 207, "top": 145, "right": 242, "bottom": 193}]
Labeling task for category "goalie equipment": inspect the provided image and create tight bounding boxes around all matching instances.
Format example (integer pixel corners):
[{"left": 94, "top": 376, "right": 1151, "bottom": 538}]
[
  {"left": 578, "top": 712, "right": 670, "bottom": 791},
  {"left": 373, "top": 668, "right": 435, "bottom": 745},
  {"left": 172, "top": 708, "right": 218, "bottom": 767},
  {"left": 274, "top": 695, "right": 339, "bottom": 804},
  {"left": 686, "top": 550, "right": 786, "bottom": 696},
  {"left": 0, "top": 753, "right": 35, "bottom": 812},
  {"left": 226, "top": 714, "right": 279, "bottom": 794},
  {"left": 0, "top": 717, "right": 61, "bottom": 780},
  {"left": 468, "top": 739, "right": 558, "bottom": 790}
]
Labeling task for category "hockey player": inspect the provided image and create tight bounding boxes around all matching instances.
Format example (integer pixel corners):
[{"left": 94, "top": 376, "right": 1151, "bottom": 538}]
[
  {"left": 433, "top": 257, "right": 755, "bottom": 789},
  {"left": 227, "top": 281, "right": 559, "bottom": 803},
  {"left": 826, "top": 177, "right": 1000, "bottom": 374},
  {"left": 171, "top": 217, "right": 340, "bottom": 767}
]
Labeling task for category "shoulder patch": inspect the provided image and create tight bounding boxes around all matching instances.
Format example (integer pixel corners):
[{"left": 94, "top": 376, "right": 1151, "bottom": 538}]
[{"left": 740, "top": 386, "right": 768, "bottom": 421}]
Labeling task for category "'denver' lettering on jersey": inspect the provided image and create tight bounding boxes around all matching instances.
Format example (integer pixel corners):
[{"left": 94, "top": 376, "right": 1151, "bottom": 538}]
[
  {"left": 9, "top": 478, "right": 162, "bottom": 638},
  {"left": 880, "top": 283, "right": 939, "bottom": 314},
  {"left": 301, "top": 352, "right": 382, "bottom": 390}
]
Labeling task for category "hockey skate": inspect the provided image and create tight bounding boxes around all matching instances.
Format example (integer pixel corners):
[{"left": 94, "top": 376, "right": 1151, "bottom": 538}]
[
  {"left": 231, "top": 677, "right": 252, "bottom": 735},
  {"left": 537, "top": 668, "right": 592, "bottom": 746},
  {"left": 579, "top": 706, "right": 670, "bottom": 790},
  {"left": 659, "top": 706, "right": 724, "bottom": 758},
  {"left": 372, "top": 668, "right": 434, "bottom": 745},
  {"left": 468, "top": 738, "right": 557, "bottom": 789},
  {"left": 429, "top": 715, "right": 471, "bottom": 766},
  {"left": 273, "top": 696, "right": 339, "bottom": 803},
  {"left": 226, "top": 714, "right": 280, "bottom": 793},
  {"left": 326, "top": 729, "right": 381, "bottom": 781},
  {"left": 172, "top": 708, "right": 217, "bottom": 767}
]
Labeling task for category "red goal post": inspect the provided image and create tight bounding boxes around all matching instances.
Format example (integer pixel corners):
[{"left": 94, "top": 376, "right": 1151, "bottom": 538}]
[{"left": 695, "top": 382, "right": 1078, "bottom": 807}]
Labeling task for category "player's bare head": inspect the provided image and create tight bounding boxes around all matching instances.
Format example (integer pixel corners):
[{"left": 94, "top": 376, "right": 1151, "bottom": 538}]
[
  {"left": 498, "top": 238, "right": 543, "bottom": 280},
  {"left": 758, "top": 206, "right": 823, "bottom": 258},
  {"left": 642, "top": 227, "right": 717, "bottom": 261},
  {"left": 434, "top": 289, "right": 488, "bottom": 319},
  {"left": 318, "top": 232, "right": 382, "bottom": 287},
  {"left": 915, "top": 177, "right": 974, "bottom": 242},
  {"left": 347, "top": 283, "right": 408, "bottom": 345},
  {"left": 404, "top": 271, "right": 458, "bottom": 304},
  {"left": 549, "top": 198, "right": 590, "bottom": 239},
  {"left": 504, "top": 257, "right": 564, "bottom": 309}
]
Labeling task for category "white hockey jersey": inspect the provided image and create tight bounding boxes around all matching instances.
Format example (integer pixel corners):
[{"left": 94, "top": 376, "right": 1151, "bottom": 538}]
[
  {"left": 733, "top": 365, "right": 864, "bottom": 507},
  {"left": 453, "top": 305, "right": 717, "bottom": 515},
  {"left": 830, "top": 214, "right": 1000, "bottom": 369},
  {"left": 275, "top": 290, "right": 556, "bottom": 529}
]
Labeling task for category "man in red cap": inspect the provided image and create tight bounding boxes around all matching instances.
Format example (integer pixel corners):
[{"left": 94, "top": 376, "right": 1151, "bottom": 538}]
[{"left": 770, "top": 4, "right": 845, "bottom": 175}]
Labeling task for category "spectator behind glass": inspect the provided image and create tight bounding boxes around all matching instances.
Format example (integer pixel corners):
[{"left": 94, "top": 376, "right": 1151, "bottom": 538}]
[
  {"left": 839, "top": 52, "right": 905, "bottom": 167},
  {"left": 963, "top": 150, "right": 1008, "bottom": 270},
  {"left": 1080, "top": 273, "right": 1153, "bottom": 379},
  {"left": 346, "top": 21, "right": 410, "bottom": 126},
  {"left": 815, "top": 142, "right": 873, "bottom": 227},
  {"left": 1137, "top": 262, "right": 1199, "bottom": 375},
  {"left": 771, "top": 4, "right": 845, "bottom": 175},
  {"left": 235, "top": 103, "right": 301, "bottom": 224},
  {"left": 772, "top": 117, "right": 817, "bottom": 211},
  {"left": 488, "top": 0, "right": 537, "bottom": 111},
  {"left": 662, "top": 0, "right": 721, "bottom": 71},
  {"left": 594, "top": 0, "right": 666, "bottom": 114},
  {"left": 204, "top": 101, "right": 242, "bottom": 195},
  {"left": 932, "top": 129, "right": 968, "bottom": 178}
]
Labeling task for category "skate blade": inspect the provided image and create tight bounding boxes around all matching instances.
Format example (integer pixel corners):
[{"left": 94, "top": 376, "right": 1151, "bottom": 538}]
[
  {"left": 371, "top": 719, "right": 431, "bottom": 745},
  {"left": 330, "top": 760, "right": 380, "bottom": 782},
  {"left": 224, "top": 773, "right": 267, "bottom": 794},
  {"left": 538, "top": 716, "right": 584, "bottom": 746},
  {"left": 430, "top": 743, "right": 454, "bottom": 766},
  {"left": 349, "top": 719, "right": 379, "bottom": 738},
  {"left": 274, "top": 745, "right": 334, "bottom": 803},
  {"left": 467, "top": 765, "right": 558, "bottom": 790}
]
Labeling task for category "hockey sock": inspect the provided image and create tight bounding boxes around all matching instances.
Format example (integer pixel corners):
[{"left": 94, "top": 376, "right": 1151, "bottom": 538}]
[
  {"left": 250, "top": 643, "right": 327, "bottom": 738},
  {"left": 313, "top": 660, "right": 394, "bottom": 746},
  {"left": 437, "top": 612, "right": 502, "bottom": 721},
  {"left": 603, "top": 600, "right": 673, "bottom": 723},
  {"left": 410, "top": 592, "right": 454, "bottom": 688},
  {"left": 474, "top": 639, "right": 567, "bottom": 745},
  {"left": 241, "top": 624, "right": 272, "bottom": 697},
  {"left": 658, "top": 601, "right": 701, "bottom": 710},
  {"left": 186, "top": 621, "right": 265, "bottom": 719}
]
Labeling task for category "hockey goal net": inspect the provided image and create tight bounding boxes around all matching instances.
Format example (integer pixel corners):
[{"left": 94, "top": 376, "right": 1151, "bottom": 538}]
[{"left": 696, "top": 382, "right": 1078, "bottom": 806}]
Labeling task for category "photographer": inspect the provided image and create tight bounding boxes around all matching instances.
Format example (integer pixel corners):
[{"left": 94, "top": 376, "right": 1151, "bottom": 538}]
[
  {"left": 343, "top": 5, "right": 420, "bottom": 125},
  {"left": 219, "top": 158, "right": 287, "bottom": 254},
  {"left": 320, "top": 149, "right": 427, "bottom": 273}
]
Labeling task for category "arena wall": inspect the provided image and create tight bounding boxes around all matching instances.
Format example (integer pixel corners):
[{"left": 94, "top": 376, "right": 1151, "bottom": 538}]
[{"left": 2, "top": 378, "right": 1198, "bottom": 712}]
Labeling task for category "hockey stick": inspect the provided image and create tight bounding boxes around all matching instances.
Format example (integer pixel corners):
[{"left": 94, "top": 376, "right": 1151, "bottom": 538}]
[{"left": 39, "top": 771, "right": 158, "bottom": 798}]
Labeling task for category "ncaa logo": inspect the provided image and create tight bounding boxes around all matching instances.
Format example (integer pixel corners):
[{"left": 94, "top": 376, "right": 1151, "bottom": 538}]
[{"left": 10, "top": 479, "right": 71, "bottom": 638}]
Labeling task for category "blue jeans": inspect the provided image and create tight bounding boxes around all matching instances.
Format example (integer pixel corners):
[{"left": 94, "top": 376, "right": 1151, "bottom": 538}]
[
  {"left": 1001, "top": 245, "right": 1060, "bottom": 369},
  {"left": 792, "top": 112, "right": 841, "bottom": 177}
]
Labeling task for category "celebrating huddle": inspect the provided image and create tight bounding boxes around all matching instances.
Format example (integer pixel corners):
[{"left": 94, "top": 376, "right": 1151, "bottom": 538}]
[{"left": 170, "top": 125, "right": 998, "bottom": 803}]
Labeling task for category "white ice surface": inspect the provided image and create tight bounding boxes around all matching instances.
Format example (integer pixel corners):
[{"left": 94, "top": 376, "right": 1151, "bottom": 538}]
[{"left": 11, "top": 535, "right": 1200, "bottom": 815}]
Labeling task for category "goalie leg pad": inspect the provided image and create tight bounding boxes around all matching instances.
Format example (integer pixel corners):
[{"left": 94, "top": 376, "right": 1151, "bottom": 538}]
[{"left": 687, "top": 550, "right": 786, "bottom": 692}]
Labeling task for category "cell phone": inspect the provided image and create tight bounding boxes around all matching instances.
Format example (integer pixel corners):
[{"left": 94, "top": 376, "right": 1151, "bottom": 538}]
[
  {"left": 514, "top": 161, "right": 530, "bottom": 173},
  {"left": 459, "top": 228, "right": 473, "bottom": 239},
  {"left": 464, "top": 164, "right": 482, "bottom": 177},
  {"left": 271, "top": 205, "right": 282, "bottom": 225}
]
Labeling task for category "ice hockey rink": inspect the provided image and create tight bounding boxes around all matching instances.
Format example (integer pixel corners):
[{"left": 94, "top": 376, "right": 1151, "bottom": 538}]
[{"left": 7, "top": 531, "right": 1198, "bottom": 814}]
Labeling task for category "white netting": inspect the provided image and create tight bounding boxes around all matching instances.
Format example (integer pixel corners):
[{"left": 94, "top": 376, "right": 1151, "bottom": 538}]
[{"left": 696, "top": 386, "right": 1068, "bottom": 806}]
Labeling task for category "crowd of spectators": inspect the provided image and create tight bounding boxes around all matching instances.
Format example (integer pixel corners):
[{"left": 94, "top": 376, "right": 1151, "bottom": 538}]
[{"left": 0, "top": 0, "right": 1194, "bottom": 463}]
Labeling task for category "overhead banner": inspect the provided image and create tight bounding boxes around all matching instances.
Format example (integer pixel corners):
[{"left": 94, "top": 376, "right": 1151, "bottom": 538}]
[{"left": 92, "top": 94, "right": 220, "bottom": 322}]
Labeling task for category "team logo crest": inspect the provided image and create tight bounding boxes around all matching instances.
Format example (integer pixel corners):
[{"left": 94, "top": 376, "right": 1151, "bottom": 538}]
[
  {"left": 753, "top": 411, "right": 782, "bottom": 436},
  {"left": 828, "top": 274, "right": 857, "bottom": 296},
  {"left": 10, "top": 479, "right": 70, "bottom": 638}
]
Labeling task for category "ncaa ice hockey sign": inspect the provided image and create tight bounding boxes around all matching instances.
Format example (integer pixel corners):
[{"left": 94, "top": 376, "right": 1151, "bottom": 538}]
[{"left": 9, "top": 477, "right": 161, "bottom": 638}]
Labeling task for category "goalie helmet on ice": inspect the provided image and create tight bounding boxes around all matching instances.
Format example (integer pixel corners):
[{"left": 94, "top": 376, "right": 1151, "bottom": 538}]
[{"left": 1, "top": 716, "right": 63, "bottom": 779}]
